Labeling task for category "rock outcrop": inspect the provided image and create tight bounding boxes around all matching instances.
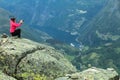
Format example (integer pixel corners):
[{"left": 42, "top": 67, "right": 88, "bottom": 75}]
[
  {"left": 55, "top": 67, "right": 119, "bottom": 80},
  {"left": 0, "top": 37, "right": 76, "bottom": 80}
]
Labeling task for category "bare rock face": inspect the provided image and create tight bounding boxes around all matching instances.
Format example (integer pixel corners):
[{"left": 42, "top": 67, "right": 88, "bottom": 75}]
[
  {"left": 0, "top": 38, "right": 76, "bottom": 80},
  {"left": 55, "top": 67, "right": 119, "bottom": 80}
]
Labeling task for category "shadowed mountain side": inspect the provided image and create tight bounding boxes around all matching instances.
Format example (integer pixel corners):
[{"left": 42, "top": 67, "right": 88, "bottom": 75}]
[
  {"left": 0, "top": 0, "right": 106, "bottom": 27},
  {"left": 78, "top": 0, "right": 120, "bottom": 46},
  {"left": 0, "top": 8, "right": 10, "bottom": 34}
]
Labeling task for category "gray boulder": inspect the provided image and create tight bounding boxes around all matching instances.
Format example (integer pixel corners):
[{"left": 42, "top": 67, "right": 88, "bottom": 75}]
[
  {"left": 55, "top": 67, "right": 119, "bottom": 80},
  {"left": 0, "top": 38, "right": 76, "bottom": 80}
]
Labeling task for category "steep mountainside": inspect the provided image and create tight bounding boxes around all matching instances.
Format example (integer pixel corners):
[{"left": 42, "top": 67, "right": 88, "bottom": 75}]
[
  {"left": 72, "top": 0, "right": 120, "bottom": 74},
  {"left": 78, "top": 0, "right": 120, "bottom": 46},
  {"left": 0, "top": 0, "right": 106, "bottom": 27}
]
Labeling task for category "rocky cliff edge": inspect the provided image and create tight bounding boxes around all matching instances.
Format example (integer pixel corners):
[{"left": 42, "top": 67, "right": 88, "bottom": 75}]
[{"left": 0, "top": 37, "right": 76, "bottom": 80}]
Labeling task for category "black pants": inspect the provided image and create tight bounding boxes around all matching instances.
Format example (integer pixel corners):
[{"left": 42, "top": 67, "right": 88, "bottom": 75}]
[{"left": 11, "top": 29, "right": 21, "bottom": 38}]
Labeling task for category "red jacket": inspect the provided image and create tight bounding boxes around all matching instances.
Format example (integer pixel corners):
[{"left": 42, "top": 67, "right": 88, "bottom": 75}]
[{"left": 10, "top": 20, "right": 21, "bottom": 33}]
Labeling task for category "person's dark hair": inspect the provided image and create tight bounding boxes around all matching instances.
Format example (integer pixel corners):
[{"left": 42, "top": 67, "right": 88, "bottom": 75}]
[
  {"left": 9, "top": 16, "right": 16, "bottom": 22},
  {"left": 10, "top": 17, "right": 16, "bottom": 22}
]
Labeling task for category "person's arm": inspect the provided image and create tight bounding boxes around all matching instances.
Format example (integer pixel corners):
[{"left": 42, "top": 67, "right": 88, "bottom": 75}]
[
  {"left": 11, "top": 20, "right": 23, "bottom": 27},
  {"left": 12, "top": 22, "right": 21, "bottom": 27}
]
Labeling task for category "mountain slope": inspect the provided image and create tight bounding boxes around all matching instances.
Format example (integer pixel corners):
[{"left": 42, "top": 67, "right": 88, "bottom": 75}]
[
  {"left": 78, "top": 0, "right": 120, "bottom": 46},
  {"left": 72, "top": 40, "right": 120, "bottom": 73},
  {"left": 0, "top": 0, "right": 106, "bottom": 27},
  {"left": 72, "top": 0, "right": 120, "bottom": 74},
  {"left": 0, "top": 8, "right": 10, "bottom": 34}
]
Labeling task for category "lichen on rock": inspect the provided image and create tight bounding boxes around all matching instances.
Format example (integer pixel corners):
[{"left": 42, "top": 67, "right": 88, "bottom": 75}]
[{"left": 0, "top": 37, "right": 76, "bottom": 80}]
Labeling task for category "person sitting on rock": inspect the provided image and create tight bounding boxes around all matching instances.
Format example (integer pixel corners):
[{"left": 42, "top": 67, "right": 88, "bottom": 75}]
[{"left": 10, "top": 16, "right": 23, "bottom": 38}]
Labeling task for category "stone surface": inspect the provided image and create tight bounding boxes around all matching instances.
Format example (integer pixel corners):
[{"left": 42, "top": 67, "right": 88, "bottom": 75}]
[
  {"left": 0, "top": 38, "right": 76, "bottom": 79},
  {"left": 55, "top": 67, "right": 119, "bottom": 80}
]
